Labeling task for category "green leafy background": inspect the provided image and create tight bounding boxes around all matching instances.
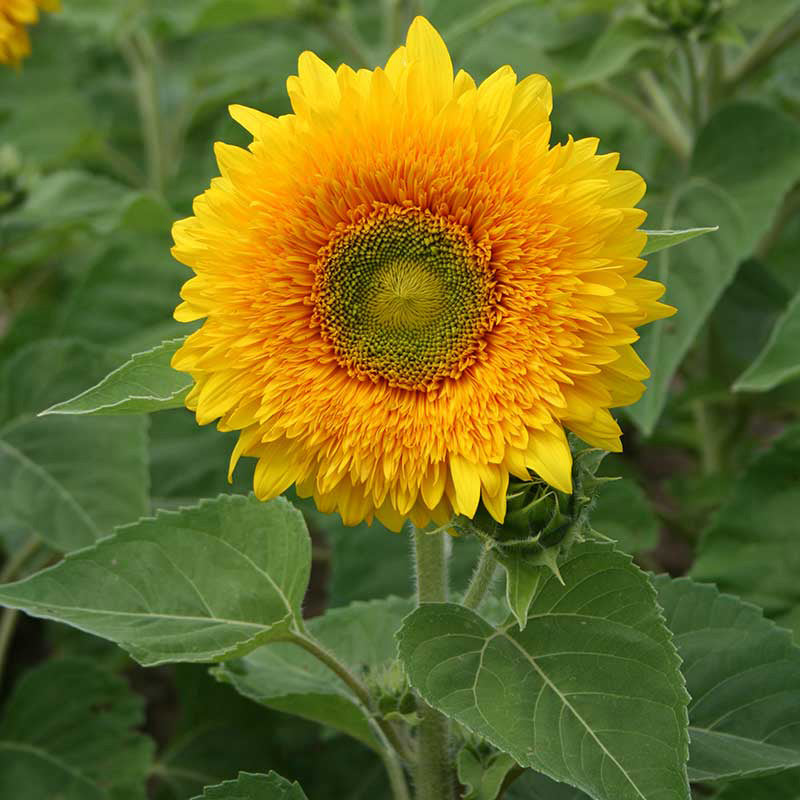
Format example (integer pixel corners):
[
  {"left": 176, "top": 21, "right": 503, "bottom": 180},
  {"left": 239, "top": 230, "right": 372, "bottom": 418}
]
[{"left": 1, "top": 1, "right": 800, "bottom": 799}]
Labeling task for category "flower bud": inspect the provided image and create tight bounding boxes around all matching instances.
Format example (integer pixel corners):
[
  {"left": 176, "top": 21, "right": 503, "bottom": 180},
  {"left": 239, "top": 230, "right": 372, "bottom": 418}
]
[
  {"left": 464, "top": 443, "right": 617, "bottom": 575},
  {"left": 646, "top": 0, "right": 725, "bottom": 34}
]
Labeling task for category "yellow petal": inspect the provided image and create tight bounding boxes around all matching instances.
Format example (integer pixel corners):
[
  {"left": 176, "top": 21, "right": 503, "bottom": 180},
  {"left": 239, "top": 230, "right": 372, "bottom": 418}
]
[
  {"left": 406, "top": 16, "right": 453, "bottom": 110},
  {"left": 296, "top": 50, "right": 340, "bottom": 111},
  {"left": 449, "top": 453, "right": 481, "bottom": 517},
  {"left": 525, "top": 427, "right": 573, "bottom": 493}
]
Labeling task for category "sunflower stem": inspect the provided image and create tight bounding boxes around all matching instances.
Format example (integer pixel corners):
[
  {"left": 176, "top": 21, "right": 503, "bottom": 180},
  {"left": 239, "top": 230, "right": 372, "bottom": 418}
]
[
  {"left": 462, "top": 545, "right": 497, "bottom": 610},
  {"left": 679, "top": 36, "right": 703, "bottom": 128},
  {"left": 412, "top": 527, "right": 455, "bottom": 800},
  {"left": 119, "top": 30, "right": 167, "bottom": 195}
]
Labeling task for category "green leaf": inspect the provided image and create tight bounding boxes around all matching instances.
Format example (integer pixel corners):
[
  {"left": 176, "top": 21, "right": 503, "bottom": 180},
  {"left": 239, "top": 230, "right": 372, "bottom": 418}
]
[
  {"left": 0, "top": 25, "right": 95, "bottom": 165},
  {"left": 0, "top": 339, "right": 149, "bottom": 552},
  {"left": 564, "top": 17, "right": 664, "bottom": 90},
  {"left": 714, "top": 769, "right": 800, "bottom": 800},
  {"left": 215, "top": 597, "right": 413, "bottom": 749},
  {"left": 192, "top": 0, "right": 296, "bottom": 31},
  {"left": 506, "top": 770, "right": 590, "bottom": 799},
  {"left": 495, "top": 550, "right": 543, "bottom": 630},
  {"left": 691, "top": 423, "right": 800, "bottom": 631},
  {"left": 640, "top": 227, "right": 719, "bottom": 256},
  {"left": 0, "top": 658, "right": 154, "bottom": 800},
  {"left": 42, "top": 338, "right": 191, "bottom": 416},
  {"left": 709, "top": 258, "right": 791, "bottom": 385},
  {"left": 457, "top": 744, "right": 517, "bottom": 800},
  {"left": 192, "top": 772, "right": 308, "bottom": 800},
  {"left": 629, "top": 103, "right": 800, "bottom": 435},
  {"left": 590, "top": 478, "right": 659, "bottom": 556},
  {"left": 9, "top": 171, "right": 136, "bottom": 235},
  {"left": 149, "top": 409, "right": 251, "bottom": 504},
  {"left": 0, "top": 494, "right": 310, "bottom": 666},
  {"left": 150, "top": 665, "right": 303, "bottom": 800},
  {"left": 397, "top": 543, "right": 690, "bottom": 800},
  {"left": 734, "top": 288, "right": 800, "bottom": 392},
  {"left": 54, "top": 233, "right": 184, "bottom": 350},
  {"left": 655, "top": 575, "right": 800, "bottom": 781}
]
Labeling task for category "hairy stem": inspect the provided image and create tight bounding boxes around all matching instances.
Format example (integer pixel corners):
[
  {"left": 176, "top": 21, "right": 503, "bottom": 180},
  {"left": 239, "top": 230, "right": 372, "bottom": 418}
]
[
  {"left": 462, "top": 545, "right": 497, "bottom": 610},
  {"left": 412, "top": 527, "right": 455, "bottom": 800}
]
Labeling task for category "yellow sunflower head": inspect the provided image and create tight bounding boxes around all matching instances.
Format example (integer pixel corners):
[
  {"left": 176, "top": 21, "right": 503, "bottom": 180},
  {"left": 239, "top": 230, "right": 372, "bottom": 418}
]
[
  {"left": 171, "top": 17, "right": 675, "bottom": 532},
  {"left": 0, "top": 0, "right": 59, "bottom": 67}
]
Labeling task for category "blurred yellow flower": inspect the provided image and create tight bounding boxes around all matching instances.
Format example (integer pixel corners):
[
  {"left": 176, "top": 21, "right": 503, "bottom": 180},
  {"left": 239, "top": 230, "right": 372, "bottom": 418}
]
[
  {"left": 0, "top": 0, "right": 59, "bottom": 66},
  {"left": 172, "top": 17, "right": 674, "bottom": 531}
]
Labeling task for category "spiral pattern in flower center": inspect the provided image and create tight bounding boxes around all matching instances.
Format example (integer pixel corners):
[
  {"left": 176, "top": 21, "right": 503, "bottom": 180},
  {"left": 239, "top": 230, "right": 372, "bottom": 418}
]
[{"left": 313, "top": 205, "right": 497, "bottom": 390}]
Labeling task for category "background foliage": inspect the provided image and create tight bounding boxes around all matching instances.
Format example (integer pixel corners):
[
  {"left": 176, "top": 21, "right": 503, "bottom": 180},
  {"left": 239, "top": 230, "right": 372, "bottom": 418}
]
[{"left": 1, "top": 0, "right": 799, "bottom": 798}]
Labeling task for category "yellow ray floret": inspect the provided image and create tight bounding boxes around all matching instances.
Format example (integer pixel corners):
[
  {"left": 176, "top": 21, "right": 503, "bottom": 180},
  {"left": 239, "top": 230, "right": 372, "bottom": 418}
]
[
  {"left": 0, "top": 0, "right": 59, "bottom": 66},
  {"left": 171, "top": 17, "right": 675, "bottom": 532}
]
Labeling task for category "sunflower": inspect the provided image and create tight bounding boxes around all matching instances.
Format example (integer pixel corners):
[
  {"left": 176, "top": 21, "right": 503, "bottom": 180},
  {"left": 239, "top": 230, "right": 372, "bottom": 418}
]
[
  {"left": 0, "top": 0, "right": 58, "bottom": 66},
  {"left": 171, "top": 17, "right": 674, "bottom": 531}
]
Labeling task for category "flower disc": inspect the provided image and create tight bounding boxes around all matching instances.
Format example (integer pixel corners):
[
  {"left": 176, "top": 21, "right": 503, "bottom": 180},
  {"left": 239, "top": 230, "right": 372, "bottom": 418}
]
[
  {"left": 313, "top": 205, "right": 498, "bottom": 390},
  {"left": 171, "top": 17, "right": 675, "bottom": 531}
]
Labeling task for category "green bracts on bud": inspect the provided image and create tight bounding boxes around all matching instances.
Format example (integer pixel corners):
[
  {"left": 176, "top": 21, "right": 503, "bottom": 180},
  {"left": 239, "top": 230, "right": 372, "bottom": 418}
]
[{"left": 463, "top": 444, "right": 618, "bottom": 628}]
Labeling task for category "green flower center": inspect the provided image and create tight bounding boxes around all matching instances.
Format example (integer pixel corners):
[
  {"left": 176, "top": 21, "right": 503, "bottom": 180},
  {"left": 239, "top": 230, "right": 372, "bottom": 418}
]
[{"left": 313, "top": 205, "right": 497, "bottom": 390}]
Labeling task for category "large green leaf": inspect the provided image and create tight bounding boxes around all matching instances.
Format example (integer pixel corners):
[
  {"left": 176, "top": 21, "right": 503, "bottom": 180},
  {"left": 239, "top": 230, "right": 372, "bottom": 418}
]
[
  {"left": 734, "top": 288, "right": 800, "bottom": 392},
  {"left": 54, "top": 232, "right": 184, "bottom": 350},
  {"left": 192, "top": 772, "right": 308, "bottom": 800},
  {"left": 9, "top": 171, "right": 137, "bottom": 236},
  {"left": 215, "top": 597, "right": 413, "bottom": 749},
  {"left": 655, "top": 576, "right": 800, "bottom": 781},
  {"left": 0, "top": 658, "right": 153, "bottom": 800},
  {"left": 43, "top": 338, "right": 191, "bottom": 416},
  {"left": 192, "top": 0, "right": 296, "bottom": 31},
  {"left": 590, "top": 478, "right": 659, "bottom": 556},
  {"left": 714, "top": 769, "right": 800, "bottom": 800},
  {"left": 397, "top": 543, "right": 690, "bottom": 800},
  {"left": 629, "top": 103, "right": 800, "bottom": 434},
  {"left": 709, "top": 258, "right": 791, "bottom": 385},
  {"left": 506, "top": 770, "right": 590, "bottom": 799},
  {"left": 149, "top": 410, "right": 251, "bottom": 504},
  {"left": 151, "top": 665, "right": 297, "bottom": 800},
  {"left": 0, "top": 339, "right": 149, "bottom": 552},
  {"left": 0, "top": 494, "right": 310, "bottom": 666},
  {"left": 691, "top": 424, "right": 800, "bottom": 630},
  {"left": 150, "top": 665, "right": 389, "bottom": 800},
  {"left": 0, "top": 23, "right": 96, "bottom": 165}
]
